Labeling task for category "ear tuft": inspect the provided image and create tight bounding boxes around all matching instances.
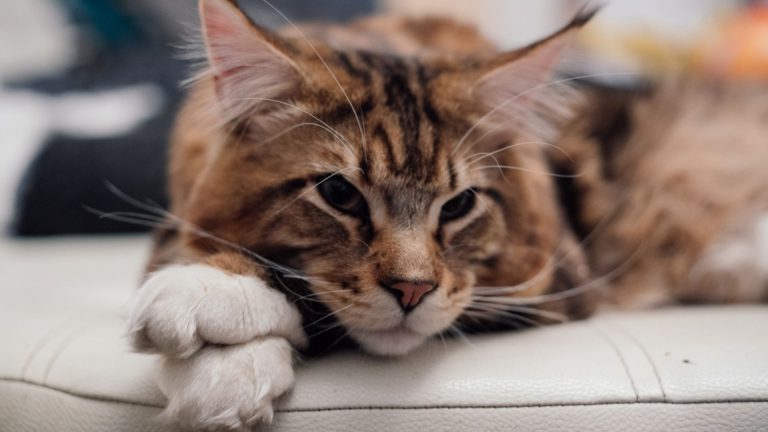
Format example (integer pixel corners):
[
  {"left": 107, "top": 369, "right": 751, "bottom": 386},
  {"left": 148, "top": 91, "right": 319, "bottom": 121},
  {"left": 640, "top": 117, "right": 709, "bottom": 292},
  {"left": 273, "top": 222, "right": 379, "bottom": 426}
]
[
  {"left": 472, "top": 7, "right": 599, "bottom": 138},
  {"left": 199, "top": 0, "right": 302, "bottom": 124}
]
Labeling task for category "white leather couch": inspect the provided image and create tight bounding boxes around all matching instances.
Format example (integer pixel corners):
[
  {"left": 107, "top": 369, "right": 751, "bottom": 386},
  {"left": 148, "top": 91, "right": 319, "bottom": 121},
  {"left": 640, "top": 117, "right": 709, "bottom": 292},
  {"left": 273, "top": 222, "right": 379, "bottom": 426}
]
[{"left": 1, "top": 236, "right": 766, "bottom": 431}]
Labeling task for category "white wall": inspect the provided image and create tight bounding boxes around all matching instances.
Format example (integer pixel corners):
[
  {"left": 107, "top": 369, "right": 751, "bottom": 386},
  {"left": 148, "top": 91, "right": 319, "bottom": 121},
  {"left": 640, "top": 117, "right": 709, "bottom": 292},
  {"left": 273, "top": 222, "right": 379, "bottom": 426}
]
[
  {"left": 0, "top": 0, "right": 75, "bottom": 82},
  {"left": 380, "top": 0, "right": 581, "bottom": 48},
  {"left": 380, "top": 0, "right": 741, "bottom": 48}
]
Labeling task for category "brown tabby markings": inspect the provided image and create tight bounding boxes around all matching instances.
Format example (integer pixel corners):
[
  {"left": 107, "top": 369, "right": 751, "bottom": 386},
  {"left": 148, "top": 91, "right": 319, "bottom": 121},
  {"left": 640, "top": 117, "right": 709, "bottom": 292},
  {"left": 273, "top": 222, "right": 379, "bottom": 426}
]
[
  {"left": 156, "top": 4, "right": 767, "bottom": 354},
  {"left": 148, "top": 9, "right": 596, "bottom": 350},
  {"left": 555, "top": 80, "right": 768, "bottom": 307},
  {"left": 131, "top": 6, "right": 768, "bottom": 426}
]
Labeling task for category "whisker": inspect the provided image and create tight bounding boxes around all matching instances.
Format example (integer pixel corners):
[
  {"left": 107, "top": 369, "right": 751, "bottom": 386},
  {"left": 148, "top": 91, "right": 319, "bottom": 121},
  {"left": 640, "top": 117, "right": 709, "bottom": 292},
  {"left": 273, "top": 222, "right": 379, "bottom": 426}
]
[
  {"left": 326, "top": 329, "right": 352, "bottom": 351},
  {"left": 466, "top": 303, "right": 568, "bottom": 323},
  {"left": 309, "top": 314, "right": 353, "bottom": 338},
  {"left": 96, "top": 184, "right": 327, "bottom": 286},
  {"left": 471, "top": 152, "right": 517, "bottom": 188},
  {"left": 282, "top": 281, "right": 339, "bottom": 318},
  {"left": 295, "top": 288, "right": 351, "bottom": 302},
  {"left": 354, "top": 238, "right": 373, "bottom": 254},
  {"left": 259, "top": 0, "right": 367, "bottom": 159},
  {"left": 258, "top": 121, "right": 353, "bottom": 155},
  {"left": 462, "top": 140, "right": 575, "bottom": 167},
  {"left": 281, "top": 283, "right": 351, "bottom": 306},
  {"left": 103, "top": 182, "right": 167, "bottom": 217},
  {"left": 437, "top": 331, "right": 448, "bottom": 352},
  {"left": 463, "top": 309, "right": 549, "bottom": 328},
  {"left": 452, "top": 72, "right": 641, "bottom": 157},
  {"left": 446, "top": 324, "right": 475, "bottom": 348},
  {"left": 270, "top": 276, "right": 334, "bottom": 316},
  {"left": 470, "top": 164, "right": 582, "bottom": 179},
  {"left": 468, "top": 188, "right": 498, "bottom": 225},
  {"left": 228, "top": 107, "right": 256, "bottom": 150},
  {"left": 474, "top": 192, "right": 631, "bottom": 298},
  {"left": 234, "top": 96, "right": 355, "bottom": 152},
  {"left": 304, "top": 304, "right": 354, "bottom": 329},
  {"left": 83, "top": 207, "right": 176, "bottom": 230},
  {"left": 90, "top": 210, "right": 168, "bottom": 221},
  {"left": 477, "top": 240, "right": 643, "bottom": 306}
]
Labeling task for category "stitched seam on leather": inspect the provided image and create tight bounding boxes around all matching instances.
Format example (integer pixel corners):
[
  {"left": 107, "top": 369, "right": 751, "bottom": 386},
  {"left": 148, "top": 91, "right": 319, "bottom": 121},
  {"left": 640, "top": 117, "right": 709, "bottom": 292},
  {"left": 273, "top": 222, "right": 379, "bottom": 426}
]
[
  {"left": 276, "top": 400, "right": 768, "bottom": 413},
  {"left": 590, "top": 324, "right": 639, "bottom": 402},
  {"left": 612, "top": 322, "right": 668, "bottom": 401},
  {"left": 20, "top": 317, "right": 77, "bottom": 380},
  {"left": 42, "top": 324, "right": 93, "bottom": 384},
  {"left": 4, "top": 378, "right": 768, "bottom": 412},
  {"left": 0, "top": 378, "right": 163, "bottom": 408}
]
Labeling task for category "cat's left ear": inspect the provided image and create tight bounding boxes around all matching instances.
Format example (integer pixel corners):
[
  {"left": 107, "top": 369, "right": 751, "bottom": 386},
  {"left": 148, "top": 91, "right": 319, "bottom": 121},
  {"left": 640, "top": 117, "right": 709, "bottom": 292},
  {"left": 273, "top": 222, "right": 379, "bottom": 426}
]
[
  {"left": 470, "top": 8, "right": 598, "bottom": 129},
  {"left": 199, "top": 0, "right": 303, "bottom": 122}
]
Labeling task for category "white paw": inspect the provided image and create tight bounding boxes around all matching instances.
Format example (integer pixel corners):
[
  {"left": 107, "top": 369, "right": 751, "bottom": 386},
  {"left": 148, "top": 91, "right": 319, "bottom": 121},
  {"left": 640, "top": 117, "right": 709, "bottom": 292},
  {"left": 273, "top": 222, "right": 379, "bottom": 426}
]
[
  {"left": 159, "top": 337, "right": 294, "bottom": 431},
  {"left": 128, "top": 264, "right": 306, "bottom": 358},
  {"left": 688, "top": 213, "right": 768, "bottom": 302}
]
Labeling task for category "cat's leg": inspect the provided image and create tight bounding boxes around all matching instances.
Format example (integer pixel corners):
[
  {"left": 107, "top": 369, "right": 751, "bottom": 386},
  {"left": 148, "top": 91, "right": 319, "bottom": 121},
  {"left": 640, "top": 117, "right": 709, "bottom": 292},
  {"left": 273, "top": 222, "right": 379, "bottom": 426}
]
[
  {"left": 128, "top": 253, "right": 306, "bottom": 358},
  {"left": 159, "top": 337, "right": 295, "bottom": 430},
  {"left": 127, "top": 253, "right": 307, "bottom": 428},
  {"left": 683, "top": 214, "right": 768, "bottom": 303}
]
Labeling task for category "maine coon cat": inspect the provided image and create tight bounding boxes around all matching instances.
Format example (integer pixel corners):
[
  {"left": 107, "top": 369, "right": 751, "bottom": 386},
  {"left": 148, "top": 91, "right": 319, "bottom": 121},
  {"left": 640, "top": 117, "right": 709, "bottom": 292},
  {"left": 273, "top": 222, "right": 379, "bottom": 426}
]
[{"left": 127, "top": 0, "right": 768, "bottom": 429}]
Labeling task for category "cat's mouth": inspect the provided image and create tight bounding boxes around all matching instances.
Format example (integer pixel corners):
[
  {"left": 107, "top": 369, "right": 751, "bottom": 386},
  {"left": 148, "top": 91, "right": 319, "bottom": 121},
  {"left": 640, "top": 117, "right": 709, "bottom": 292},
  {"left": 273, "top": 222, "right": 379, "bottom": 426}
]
[{"left": 348, "top": 324, "right": 428, "bottom": 357}]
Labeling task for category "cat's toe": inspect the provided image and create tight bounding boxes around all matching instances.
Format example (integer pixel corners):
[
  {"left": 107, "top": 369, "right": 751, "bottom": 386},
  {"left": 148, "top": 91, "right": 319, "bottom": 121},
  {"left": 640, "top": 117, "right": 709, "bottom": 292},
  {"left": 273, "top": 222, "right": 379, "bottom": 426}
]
[
  {"left": 127, "top": 267, "right": 206, "bottom": 358},
  {"left": 158, "top": 337, "right": 295, "bottom": 431},
  {"left": 128, "top": 306, "right": 203, "bottom": 359},
  {"left": 127, "top": 264, "right": 306, "bottom": 358}
]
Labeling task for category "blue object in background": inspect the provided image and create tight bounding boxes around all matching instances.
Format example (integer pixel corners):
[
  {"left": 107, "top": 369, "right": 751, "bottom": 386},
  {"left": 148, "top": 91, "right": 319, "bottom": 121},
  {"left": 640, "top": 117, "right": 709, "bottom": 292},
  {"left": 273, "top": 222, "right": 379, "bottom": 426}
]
[
  {"left": 11, "top": 0, "right": 375, "bottom": 236},
  {"left": 62, "top": 0, "right": 145, "bottom": 47}
]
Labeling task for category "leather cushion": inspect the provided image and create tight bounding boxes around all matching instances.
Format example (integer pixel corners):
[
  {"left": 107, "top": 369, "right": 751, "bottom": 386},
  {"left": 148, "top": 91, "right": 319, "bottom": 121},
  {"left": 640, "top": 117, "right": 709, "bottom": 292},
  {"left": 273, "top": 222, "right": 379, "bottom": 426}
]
[{"left": 1, "top": 236, "right": 766, "bottom": 431}]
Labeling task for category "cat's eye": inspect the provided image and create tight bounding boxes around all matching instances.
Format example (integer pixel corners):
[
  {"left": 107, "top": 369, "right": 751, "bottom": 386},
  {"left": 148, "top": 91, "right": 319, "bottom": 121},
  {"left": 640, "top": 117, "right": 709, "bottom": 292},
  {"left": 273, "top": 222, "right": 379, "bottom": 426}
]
[
  {"left": 440, "top": 189, "right": 476, "bottom": 222},
  {"left": 318, "top": 175, "right": 367, "bottom": 216}
]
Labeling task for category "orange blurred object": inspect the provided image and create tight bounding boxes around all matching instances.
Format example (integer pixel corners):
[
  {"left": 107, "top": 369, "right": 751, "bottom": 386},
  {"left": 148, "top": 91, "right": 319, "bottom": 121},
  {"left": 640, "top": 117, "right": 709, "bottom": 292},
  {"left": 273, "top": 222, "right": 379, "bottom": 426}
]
[{"left": 695, "top": 5, "right": 768, "bottom": 79}]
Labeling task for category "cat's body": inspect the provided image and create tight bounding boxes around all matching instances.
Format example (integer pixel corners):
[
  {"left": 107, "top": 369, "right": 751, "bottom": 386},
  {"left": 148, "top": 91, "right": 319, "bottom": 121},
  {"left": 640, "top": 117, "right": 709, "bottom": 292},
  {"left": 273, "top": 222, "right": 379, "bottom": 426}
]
[
  {"left": 557, "top": 81, "right": 768, "bottom": 308},
  {"left": 127, "top": 1, "right": 767, "bottom": 429}
]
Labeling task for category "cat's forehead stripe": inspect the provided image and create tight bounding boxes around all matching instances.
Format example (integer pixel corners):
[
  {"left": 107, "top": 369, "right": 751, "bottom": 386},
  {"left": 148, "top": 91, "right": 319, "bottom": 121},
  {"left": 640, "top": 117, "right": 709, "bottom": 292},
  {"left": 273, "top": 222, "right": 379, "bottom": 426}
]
[
  {"left": 336, "top": 51, "right": 373, "bottom": 86},
  {"left": 381, "top": 57, "right": 421, "bottom": 153},
  {"left": 330, "top": 50, "right": 450, "bottom": 187}
]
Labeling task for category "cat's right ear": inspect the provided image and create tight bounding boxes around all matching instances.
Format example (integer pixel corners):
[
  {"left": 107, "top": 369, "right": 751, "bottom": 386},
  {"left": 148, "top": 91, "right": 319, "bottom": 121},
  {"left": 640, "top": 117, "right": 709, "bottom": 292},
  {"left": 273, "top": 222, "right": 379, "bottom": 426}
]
[
  {"left": 457, "top": 8, "right": 598, "bottom": 138},
  {"left": 200, "top": 0, "right": 302, "bottom": 120}
]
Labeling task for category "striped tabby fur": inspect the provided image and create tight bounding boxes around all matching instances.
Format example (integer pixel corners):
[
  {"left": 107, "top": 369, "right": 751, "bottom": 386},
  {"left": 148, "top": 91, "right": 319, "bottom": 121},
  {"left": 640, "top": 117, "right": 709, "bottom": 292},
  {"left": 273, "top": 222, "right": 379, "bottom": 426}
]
[
  {"left": 128, "top": 1, "right": 767, "bottom": 428},
  {"left": 149, "top": 0, "right": 598, "bottom": 356}
]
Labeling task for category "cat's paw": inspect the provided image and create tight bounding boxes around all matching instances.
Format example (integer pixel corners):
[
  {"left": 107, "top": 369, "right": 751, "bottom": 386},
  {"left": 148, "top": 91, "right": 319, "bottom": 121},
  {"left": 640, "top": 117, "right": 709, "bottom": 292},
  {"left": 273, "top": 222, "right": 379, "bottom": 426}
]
[
  {"left": 159, "top": 337, "right": 294, "bottom": 431},
  {"left": 686, "top": 214, "right": 768, "bottom": 303},
  {"left": 128, "top": 264, "right": 306, "bottom": 358}
]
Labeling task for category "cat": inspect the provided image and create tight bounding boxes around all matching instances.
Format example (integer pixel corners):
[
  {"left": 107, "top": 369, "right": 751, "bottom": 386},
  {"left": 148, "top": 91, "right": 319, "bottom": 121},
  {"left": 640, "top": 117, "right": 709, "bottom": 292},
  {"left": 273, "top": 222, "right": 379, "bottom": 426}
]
[
  {"left": 554, "top": 80, "right": 768, "bottom": 308},
  {"left": 126, "top": 0, "right": 768, "bottom": 429}
]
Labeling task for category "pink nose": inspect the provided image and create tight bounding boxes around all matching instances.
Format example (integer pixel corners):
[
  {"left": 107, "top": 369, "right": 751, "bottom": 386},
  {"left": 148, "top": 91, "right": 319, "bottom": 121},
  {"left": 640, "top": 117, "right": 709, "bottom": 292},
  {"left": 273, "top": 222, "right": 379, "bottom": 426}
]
[{"left": 384, "top": 280, "right": 437, "bottom": 311}]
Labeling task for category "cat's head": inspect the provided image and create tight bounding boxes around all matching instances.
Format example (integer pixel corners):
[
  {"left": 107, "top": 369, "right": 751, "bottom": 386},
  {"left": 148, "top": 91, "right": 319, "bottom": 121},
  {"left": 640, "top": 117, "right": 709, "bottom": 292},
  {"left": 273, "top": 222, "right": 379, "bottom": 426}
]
[{"left": 175, "top": 0, "right": 594, "bottom": 355}]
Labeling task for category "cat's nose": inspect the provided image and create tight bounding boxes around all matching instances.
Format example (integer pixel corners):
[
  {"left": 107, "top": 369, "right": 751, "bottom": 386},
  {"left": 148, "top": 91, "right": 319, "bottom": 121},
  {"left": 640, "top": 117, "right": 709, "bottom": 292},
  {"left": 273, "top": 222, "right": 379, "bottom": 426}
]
[{"left": 381, "top": 279, "right": 437, "bottom": 312}]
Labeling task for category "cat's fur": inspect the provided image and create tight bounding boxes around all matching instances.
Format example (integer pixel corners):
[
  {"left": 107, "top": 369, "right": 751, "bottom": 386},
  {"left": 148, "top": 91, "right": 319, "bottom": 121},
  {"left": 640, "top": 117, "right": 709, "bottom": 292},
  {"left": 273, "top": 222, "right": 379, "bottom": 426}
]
[
  {"left": 127, "top": 0, "right": 768, "bottom": 429},
  {"left": 554, "top": 81, "right": 768, "bottom": 308}
]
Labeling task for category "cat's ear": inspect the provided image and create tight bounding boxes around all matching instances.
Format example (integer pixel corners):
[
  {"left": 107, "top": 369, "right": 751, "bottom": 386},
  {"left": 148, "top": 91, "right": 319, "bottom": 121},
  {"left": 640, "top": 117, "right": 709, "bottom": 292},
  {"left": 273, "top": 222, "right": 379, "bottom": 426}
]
[
  {"left": 470, "top": 8, "right": 597, "bottom": 133},
  {"left": 200, "top": 0, "right": 302, "bottom": 120}
]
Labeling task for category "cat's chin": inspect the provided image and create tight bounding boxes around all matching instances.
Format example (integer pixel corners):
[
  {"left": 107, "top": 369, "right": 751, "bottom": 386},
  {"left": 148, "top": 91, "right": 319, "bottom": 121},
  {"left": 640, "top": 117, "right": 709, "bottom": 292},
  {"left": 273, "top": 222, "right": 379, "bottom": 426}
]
[{"left": 349, "top": 326, "right": 428, "bottom": 357}]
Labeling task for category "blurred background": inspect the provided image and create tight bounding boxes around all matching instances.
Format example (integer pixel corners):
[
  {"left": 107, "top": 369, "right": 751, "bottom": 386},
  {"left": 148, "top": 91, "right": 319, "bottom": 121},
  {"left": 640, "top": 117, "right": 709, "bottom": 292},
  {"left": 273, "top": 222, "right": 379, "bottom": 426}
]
[{"left": 1, "top": 0, "right": 767, "bottom": 237}]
